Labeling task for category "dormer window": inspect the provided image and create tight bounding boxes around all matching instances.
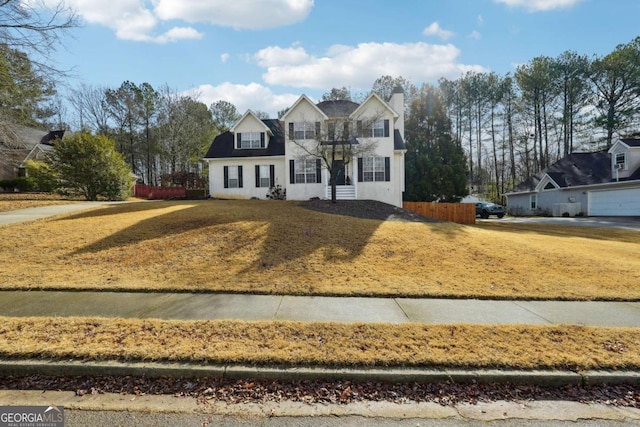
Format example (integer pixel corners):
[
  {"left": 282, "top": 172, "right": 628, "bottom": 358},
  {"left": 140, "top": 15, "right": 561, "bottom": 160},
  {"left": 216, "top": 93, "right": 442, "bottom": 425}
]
[
  {"left": 615, "top": 152, "right": 626, "bottom": 170},
  {"left": 237, "top": 132, "right": 265, "bottom": 149}
]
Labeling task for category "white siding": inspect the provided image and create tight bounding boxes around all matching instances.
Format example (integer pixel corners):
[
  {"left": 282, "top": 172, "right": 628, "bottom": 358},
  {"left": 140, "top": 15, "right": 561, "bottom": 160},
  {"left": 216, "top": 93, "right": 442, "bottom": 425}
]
[{"left": 208, "top": 157, "right": 285, "bottom": 199}]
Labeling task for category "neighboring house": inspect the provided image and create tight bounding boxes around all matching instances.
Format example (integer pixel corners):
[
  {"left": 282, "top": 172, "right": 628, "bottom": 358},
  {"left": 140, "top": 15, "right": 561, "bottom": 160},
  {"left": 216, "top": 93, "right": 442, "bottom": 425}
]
[
  {"left": 204, "top": 88, "right": 406, "bottom": 207},
  {"left": 0, "top": 123, "right": 63, "bottom": 180},
  {"left": 504, "top": 138, "right": 640, "bottom": 216}
]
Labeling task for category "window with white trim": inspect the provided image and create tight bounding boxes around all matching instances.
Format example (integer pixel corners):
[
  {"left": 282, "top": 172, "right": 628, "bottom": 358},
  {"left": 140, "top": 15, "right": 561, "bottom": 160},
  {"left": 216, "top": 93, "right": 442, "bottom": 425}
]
[
  {"left": 372, "top": 120, "right": 385, "bottom": 137},
  {"left": 615, "top": 152, "right": 626, "bottom": 169},
  {"left": 239, "top": 132, "right": 263, "bottom": 149},
  {"left": 293, "top": 122, "right": 316, "bottom": 140},
  {"left": 530, "top": 194, "right": 537, "bottom": 210},
  {"left": 357, "top": 119, "right": 389, "bottom": 138},
  {"left": 363, "top": 157, "right": 386, "bottom": 182},
  {"left": 257, "top": 165, "right": 271, "bottom": 188},
  {"left": 225, "top": 165, "right": 242, "bottom": 188},
  {"left": 294, "top": 159, "right": 318, "bottom": 183}
]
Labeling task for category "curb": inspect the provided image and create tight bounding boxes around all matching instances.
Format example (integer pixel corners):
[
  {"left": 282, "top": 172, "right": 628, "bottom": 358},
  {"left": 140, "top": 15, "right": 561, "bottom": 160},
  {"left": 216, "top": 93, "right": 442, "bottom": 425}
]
[{"left": 0, "top": 360, "right": 639, "bottom": 387}]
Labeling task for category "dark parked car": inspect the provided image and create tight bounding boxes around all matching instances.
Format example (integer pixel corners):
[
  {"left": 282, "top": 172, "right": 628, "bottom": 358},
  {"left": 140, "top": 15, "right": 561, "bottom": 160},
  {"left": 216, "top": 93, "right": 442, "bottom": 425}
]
[{"left": 476, "top": 202, "right": 505, "bottom": 219}]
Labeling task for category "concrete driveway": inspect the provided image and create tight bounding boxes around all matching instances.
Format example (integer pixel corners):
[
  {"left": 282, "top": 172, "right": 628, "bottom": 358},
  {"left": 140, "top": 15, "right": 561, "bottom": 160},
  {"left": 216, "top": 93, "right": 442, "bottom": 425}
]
[{"left": 479, "top": 216, "right": 640, "bottom": 230}]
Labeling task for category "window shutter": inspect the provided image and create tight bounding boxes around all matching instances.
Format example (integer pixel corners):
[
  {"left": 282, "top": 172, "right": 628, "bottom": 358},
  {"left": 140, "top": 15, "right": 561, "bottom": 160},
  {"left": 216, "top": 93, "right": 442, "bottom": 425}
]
[
  {"left": 270, "top": 165, "right": 275, "bottom": 187},
  {"left": 288, "top": 122, "right": 294, "bottom": 139},
  {"left": 236, "top": 133, "right": 241, "bottom": 149},
  {"left": 343, "top": 122, "right": 349, "bottom": 140},
  {"left": 315, "top": 159, "right": 322, "bottom": 183},
  {"left": 289, "top": 159, "right": 295, "bottom": 184},
  {"left": 357, "top": 158, "right": 363, "bottom": 182},
  {"left": 223, "top": 166, "right": 229, "bottom": 188},
  {"left": 238, "top": 166, "right": 243, "bottom": 188},
  {"left": 357, "top": 120, "right": 363, "bottom": 137},
  {"left": 384, "top": 157, "right": 390, "bottom": 181},
  {"left": 384, "top": 120, "right": 390, "bottom": 137},
  {"left": 315, "top": 121, "right": 321, "bottom": 138},
  {"left": 260, "top": 132, "right": 265, "bottom": 148},
  {"left": 255, "top": 165, "right": 260, "bottom": 187}
]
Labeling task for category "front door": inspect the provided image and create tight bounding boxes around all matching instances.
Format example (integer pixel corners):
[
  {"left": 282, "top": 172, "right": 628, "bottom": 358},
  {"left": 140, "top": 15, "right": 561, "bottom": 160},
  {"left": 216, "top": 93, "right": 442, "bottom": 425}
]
[{"left": 332, "top": 160, "right": 346, "bottom": 185}]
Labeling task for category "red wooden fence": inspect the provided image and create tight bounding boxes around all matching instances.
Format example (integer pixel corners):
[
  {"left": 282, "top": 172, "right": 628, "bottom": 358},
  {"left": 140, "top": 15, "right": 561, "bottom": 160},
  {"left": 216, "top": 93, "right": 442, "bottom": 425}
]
[
  {"left": 134, "top": 184, "right": 186, "bottom": 200},
  {"left": 403, "top": 202, "right": 476, "bottom": 225}
]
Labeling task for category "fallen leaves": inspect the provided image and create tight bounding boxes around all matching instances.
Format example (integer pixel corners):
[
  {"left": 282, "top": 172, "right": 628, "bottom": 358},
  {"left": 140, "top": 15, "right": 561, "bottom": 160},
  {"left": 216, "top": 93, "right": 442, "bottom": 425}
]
[{"left": 1, "top": 375, "right": 638, "bottom": 408}]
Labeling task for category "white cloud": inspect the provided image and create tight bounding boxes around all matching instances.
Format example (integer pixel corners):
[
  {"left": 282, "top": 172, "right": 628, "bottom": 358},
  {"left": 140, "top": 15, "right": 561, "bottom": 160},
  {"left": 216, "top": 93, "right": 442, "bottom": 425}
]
[
  {"left": 254, "top": 45, "right": 310, "bottom": 67},
  {"left": 494, "top": 0, "right": 584, "bottom": 12},
  {"left": 154, "top": 0, "right": 314, "bottom": 30},
  {"left": 53, "top": 0, "right": 204, "bottom": 43},
  {"left": 254, "top": 42, "right": 486, "bottom": 90},
  {"left": 422, "top": 22, "right": 455, "bottom": 41},
  {"left": 47, "top": 0, "right": 312, "bottom": 42},
  {"left": 477, "top": 15, "right": 484, "bottom": 25},
  {"left": 220, "top": 53, "right": 230, "bottom": 63},
  {"left": 191, "top": 82, "right": 300, "bottom": 116},
  {"left": 153, "top": 27, "right": 203, "bottom": 43},
  {"left": 469, "top": 30, "right": 482, "bottom": 40}
]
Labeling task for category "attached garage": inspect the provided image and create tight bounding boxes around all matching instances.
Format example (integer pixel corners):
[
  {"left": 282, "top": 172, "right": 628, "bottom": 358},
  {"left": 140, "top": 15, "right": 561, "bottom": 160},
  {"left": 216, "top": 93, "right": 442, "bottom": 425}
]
[{"left": 589, "top": 187, "right": 640, "bottom": 216}]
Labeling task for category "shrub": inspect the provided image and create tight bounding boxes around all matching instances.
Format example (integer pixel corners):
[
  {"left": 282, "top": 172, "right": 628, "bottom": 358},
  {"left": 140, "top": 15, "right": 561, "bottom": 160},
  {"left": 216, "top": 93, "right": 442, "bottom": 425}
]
[
  {"left": 24, "top": 160, "right": 57, "bottom": 192},
  {"left": 49, "top": 132, "right": 133, "bottom": 201},
  {"left": 0, "top": 177, "right": 36, "bottom": 192},
  {"left": 266, "top": 185, "right": 286, "bottom": 200}
]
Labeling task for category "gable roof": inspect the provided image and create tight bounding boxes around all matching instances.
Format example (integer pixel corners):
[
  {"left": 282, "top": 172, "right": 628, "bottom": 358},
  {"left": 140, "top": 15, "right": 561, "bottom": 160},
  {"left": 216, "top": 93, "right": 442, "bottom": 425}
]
[
  {"left": 507, "top": 151, "right": 614, "bottom": 194},
  {"left": 280, "top": 94, "right": 328, "bottom": 121},
  {"left": 0, "top": 124, "right": 49, "bottom": 150},
  {"left": 204, "top": 119, "right": 284, "bottom": 159},
  {"left": 230, "top": 110, "right": 272, "bottom": 134},
  {"left": 610, "top": 138, "right": 640, "bottom": 153},
  {"left": 349, "top": 92, "right": 399, "bottom": 119}
]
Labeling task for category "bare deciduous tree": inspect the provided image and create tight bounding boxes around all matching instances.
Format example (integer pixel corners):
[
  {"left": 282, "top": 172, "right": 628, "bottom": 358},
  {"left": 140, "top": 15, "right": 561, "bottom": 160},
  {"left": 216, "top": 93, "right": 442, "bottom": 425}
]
[
  {"left": 0, "top": 0, "right": 77, "bottom": 74},
  {"left": 289, "top": 109, "right": 381, "bottom": 203}
]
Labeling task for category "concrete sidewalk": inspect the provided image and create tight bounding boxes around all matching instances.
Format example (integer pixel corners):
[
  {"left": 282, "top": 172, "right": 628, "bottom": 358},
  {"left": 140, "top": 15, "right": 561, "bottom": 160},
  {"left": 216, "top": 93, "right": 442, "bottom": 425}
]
[
  {"left": 1, "top": 291, "right": 639, "bottom": 327},
  {"left": 0, "top": 203, "right": 115, "bottom": 226}
]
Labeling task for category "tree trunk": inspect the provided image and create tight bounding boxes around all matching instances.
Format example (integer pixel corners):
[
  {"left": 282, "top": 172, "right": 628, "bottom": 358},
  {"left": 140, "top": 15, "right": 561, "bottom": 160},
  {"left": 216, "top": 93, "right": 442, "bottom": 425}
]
[{"left": 491, "top": 108, "right": 499, "bottom": 201}]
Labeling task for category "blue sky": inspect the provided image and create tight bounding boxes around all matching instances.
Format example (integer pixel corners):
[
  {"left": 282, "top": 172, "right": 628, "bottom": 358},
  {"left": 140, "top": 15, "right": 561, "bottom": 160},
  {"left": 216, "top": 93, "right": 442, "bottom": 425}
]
[{"left": 52, "top": 0, "right": 640, "bottom": 116}]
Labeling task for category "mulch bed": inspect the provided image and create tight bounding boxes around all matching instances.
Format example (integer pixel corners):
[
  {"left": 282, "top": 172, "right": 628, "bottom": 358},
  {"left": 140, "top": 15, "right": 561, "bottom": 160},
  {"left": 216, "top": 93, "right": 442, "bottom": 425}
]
[{"left": 299, "top": 199, "right": 440, "bottom": 223}]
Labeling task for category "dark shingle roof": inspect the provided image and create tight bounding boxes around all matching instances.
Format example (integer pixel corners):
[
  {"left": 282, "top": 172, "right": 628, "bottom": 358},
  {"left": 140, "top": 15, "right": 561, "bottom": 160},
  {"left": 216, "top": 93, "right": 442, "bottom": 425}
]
[
  {"left": 316, "top": 100, "right": 360, "bottom": 118},
  {"left": 394, "top": 130, "right": 406, "bottom": 150},
  {"left": 509, "top": 151, "right": 614, "bottom": 193},
  {"left": 621, "top": 138, "right": 640, "bottom": 147},
  {"left": 204, "top": 119, "right": 285, "bottom": 159}
]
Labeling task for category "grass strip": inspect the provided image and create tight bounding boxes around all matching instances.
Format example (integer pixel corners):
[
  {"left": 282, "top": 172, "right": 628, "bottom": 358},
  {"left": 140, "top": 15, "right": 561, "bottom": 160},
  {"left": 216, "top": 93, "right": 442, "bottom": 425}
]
[{"left": 1, "top": 317, "right": 638, "bottom": 370}]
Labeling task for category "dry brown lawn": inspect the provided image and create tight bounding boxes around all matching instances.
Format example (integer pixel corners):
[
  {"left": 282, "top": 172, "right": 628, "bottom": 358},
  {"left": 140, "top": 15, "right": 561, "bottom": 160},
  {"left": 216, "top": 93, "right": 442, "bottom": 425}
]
[
  {"left": 0, "top": 316, "right": 638, "bottom": 370},
  {"left": 0, "top": 199, "right": 638, "bottom": 300}
]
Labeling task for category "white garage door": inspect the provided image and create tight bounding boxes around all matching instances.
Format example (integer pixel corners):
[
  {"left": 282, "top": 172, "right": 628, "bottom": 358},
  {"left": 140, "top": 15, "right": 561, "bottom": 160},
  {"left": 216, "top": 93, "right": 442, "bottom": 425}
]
[{"left": 590, "top": 187, "right": 640, "bottom": 216}]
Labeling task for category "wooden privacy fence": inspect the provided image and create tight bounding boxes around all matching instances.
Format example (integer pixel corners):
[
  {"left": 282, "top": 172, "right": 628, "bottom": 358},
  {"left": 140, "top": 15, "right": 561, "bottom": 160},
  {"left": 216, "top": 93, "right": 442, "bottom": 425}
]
[
  {"left": 134, "top": 184, "right": 186, "bottom": 200},
  {"left": 403, "top": 202, "right": 476, "bottom": 225}
]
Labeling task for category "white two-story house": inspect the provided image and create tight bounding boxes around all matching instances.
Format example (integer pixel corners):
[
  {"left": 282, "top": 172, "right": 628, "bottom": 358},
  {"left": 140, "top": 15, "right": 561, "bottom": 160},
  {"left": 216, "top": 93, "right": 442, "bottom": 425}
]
[{"left": 204, "top": 87, "right": 406, "bottom": 207}]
